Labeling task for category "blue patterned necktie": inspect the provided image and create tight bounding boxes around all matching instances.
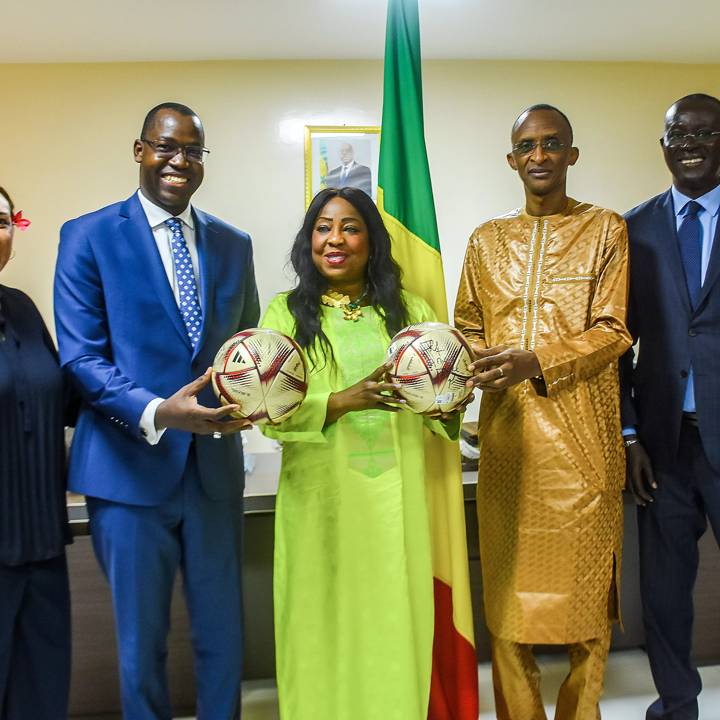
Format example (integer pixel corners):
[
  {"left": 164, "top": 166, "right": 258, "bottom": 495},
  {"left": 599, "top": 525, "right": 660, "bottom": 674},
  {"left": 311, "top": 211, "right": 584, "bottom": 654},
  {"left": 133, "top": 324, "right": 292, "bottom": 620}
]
[
  {"left": 678, "top": 200, "right": 703, "bottom": 309},
  {"left": 165, "top": 217, "right": 202, "bottom": 348}
]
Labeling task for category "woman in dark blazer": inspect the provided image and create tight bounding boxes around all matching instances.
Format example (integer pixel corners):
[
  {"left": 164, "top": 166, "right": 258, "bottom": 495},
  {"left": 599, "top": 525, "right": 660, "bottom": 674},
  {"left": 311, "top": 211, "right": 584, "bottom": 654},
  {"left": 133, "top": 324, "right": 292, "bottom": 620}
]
[{"left": 0, "top": 186, "right": 75, "bottom": 720}]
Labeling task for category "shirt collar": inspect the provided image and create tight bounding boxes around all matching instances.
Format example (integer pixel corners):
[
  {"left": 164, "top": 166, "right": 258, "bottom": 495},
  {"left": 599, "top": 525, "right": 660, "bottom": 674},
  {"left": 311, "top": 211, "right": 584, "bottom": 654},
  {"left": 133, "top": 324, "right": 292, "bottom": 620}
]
[
  {"left": 671, "top": 183, "right": 720, "bottom": 219},
  {"left": 137, "top": 189, "right": 194, "bottom": 230}
]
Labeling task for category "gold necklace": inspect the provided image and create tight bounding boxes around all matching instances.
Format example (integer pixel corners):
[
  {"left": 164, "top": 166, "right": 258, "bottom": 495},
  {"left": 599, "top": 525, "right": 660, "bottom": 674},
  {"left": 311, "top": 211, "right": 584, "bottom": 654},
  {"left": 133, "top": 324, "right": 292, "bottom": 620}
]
[{"left": 320, "top": 287, "right": 369, "bottom": 322}]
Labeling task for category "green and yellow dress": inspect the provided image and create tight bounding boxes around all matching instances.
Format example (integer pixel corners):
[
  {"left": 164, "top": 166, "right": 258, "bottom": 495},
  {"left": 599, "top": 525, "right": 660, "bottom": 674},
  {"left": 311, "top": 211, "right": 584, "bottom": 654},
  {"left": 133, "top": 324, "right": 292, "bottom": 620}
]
[{"left": 261, "top": 291, "right": 459, "bottom": 720}]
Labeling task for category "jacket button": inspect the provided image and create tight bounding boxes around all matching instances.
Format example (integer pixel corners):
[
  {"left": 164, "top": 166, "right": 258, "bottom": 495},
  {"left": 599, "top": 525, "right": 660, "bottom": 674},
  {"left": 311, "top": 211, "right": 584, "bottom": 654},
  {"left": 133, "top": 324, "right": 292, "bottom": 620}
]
[
  {"left": 689, "top": 329, "right": 697, "bottom": 337},
  {"left": 680, "top": 370, "right": 688, "bottom": 378}
]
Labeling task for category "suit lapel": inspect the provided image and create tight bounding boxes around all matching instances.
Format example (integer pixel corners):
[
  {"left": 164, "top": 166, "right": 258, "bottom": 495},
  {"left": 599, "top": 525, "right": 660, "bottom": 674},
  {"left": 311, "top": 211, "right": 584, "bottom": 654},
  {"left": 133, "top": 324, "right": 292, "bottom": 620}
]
[
  {"left": 657, "top": 190, "right": 692, "bottom": 315},
  {"left": 695, "top": 211, "right": 720, "bottom": 309},
  {"left": 119, "top": 195, "right": 191, "bottom": 350},
  {"left": 194, "top": 209, "right": 217, "bottom": 359}
]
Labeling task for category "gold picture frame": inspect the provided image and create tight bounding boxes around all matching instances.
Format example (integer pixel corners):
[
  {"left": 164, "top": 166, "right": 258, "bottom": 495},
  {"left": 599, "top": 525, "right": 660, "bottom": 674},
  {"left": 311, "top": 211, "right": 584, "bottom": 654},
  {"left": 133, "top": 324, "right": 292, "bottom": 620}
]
[{"left": 304, "top": 126, "right": 381, "bottom": 207}]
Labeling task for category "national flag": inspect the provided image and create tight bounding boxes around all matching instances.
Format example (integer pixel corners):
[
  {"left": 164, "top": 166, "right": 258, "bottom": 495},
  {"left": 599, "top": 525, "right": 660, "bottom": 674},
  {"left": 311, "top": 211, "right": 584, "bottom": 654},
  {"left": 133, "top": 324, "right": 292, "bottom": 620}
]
[{"left": 377, "top": 0, "right": 480, "bottom": 718}]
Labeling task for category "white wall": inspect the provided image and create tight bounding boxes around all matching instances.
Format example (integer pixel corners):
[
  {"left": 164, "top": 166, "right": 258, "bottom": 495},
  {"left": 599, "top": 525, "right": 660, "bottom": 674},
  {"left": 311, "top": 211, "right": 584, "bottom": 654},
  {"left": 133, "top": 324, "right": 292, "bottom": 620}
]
[{"left": 2, "top": 59, "right": 718, "bottom": 329}]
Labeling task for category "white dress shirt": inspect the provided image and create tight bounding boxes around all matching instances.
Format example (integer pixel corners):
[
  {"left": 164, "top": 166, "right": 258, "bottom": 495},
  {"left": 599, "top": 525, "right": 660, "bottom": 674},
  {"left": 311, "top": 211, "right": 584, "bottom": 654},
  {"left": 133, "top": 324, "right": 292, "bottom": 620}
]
[
  {"left": 137, "top": 189, "right": 201, "bottom": 302},
  {"left": 136, "top": 190, "right": 201, "bottom": 444}
]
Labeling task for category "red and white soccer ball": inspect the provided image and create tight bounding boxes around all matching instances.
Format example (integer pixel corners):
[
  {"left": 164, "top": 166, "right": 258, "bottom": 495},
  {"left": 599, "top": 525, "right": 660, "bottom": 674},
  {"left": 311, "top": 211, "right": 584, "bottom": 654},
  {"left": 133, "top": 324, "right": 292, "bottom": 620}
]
[
  {"left": 211, "top": 329, "right": 308, "bottom": 425},
  {"left": 387, "top": 322, "right": 473, "bottom": 415}
]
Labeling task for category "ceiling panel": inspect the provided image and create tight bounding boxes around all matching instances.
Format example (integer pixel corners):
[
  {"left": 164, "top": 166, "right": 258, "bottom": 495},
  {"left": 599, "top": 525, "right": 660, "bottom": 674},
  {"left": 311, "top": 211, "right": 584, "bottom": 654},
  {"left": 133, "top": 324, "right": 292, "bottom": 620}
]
[{"left": 1, "top": 0, "right": 718, "bottom": 64}]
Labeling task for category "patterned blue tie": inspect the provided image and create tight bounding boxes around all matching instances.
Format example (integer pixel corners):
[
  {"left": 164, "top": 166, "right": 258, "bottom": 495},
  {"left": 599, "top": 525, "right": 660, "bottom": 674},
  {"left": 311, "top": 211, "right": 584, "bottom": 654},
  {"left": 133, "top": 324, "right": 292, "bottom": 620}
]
[
  {"left": 165, "top": 218, "right": 202, "bottom": 348},
  {"left": 678, "top": 200, "right": 703, "bottom": 309}
]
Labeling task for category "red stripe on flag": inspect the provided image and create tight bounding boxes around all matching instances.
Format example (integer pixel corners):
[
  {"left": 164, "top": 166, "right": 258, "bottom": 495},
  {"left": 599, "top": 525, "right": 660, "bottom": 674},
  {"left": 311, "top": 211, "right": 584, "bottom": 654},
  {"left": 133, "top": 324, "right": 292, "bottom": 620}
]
[{"left": 428, "top": 577, "right": 479, "bottom": 719}]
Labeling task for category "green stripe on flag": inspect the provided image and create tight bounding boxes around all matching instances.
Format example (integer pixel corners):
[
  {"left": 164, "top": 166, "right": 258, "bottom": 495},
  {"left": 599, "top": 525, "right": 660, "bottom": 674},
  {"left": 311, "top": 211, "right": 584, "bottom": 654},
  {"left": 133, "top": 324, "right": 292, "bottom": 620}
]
[{"left": 378, "top": 0, "right": 440, "bottom": 252}]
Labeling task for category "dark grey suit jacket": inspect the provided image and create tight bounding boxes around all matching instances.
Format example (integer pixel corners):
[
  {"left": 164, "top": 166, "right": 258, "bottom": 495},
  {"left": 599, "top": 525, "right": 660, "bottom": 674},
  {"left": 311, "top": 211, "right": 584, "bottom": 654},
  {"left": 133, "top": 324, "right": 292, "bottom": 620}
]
[
  {"left": 620, "top": 189, "right": 720, "bottom": 472},
  {"left": 325, "top": 163, "right": 372, "bottom": 197}
]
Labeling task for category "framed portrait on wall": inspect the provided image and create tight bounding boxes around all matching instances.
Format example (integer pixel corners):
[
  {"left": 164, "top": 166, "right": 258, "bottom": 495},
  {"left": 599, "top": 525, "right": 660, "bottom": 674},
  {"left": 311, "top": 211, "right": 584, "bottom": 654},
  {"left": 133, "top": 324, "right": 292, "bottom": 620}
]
[{"left": 304, "top": 126, "right": 381, "bottom": 207}]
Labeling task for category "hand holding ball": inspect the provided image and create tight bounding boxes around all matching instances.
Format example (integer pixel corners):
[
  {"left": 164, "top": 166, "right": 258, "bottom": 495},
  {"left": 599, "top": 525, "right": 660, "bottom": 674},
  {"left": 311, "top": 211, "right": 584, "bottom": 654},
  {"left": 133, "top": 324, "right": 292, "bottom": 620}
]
[
  {"left": 387, "top": 322, "right": 473, "bottom": 415},
  {"left": 211, "top": 329, "right": 308, "bottom": 425}
]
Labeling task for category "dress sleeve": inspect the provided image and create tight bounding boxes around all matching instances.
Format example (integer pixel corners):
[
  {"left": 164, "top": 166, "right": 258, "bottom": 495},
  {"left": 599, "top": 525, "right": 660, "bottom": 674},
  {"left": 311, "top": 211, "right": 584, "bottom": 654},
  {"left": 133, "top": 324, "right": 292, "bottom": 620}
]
[
  {"left": 532, "top": 214, "right": 633, "bottom": 398},
  {"left": 259, "top": 295, "right": 331, "bottom": 444},
  {"left": 39, "top": 314, "right": 80, "bottom": 427},
  {"left": 454, "top": 228, "right": 487, "bottom": 349},
  {"left": 618, "top": 229, "right": 640, "bottom": 428}
]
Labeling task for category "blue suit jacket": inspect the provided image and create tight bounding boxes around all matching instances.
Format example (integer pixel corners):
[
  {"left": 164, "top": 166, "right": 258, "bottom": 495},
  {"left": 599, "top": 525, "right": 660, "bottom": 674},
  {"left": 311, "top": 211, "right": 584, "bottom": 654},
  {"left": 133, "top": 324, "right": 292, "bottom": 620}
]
[
  {"left": 620, "top": 189, "right": 720, "bottom": 473},
  {"left": 54, "top": 193, "right": 261, "bottom": 505}
]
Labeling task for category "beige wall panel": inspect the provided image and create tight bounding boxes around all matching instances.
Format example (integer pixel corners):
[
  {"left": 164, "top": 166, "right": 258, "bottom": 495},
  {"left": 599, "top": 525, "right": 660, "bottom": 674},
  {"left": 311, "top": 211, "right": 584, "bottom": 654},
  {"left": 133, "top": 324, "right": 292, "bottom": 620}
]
[{"left": 1, "top": 59, "right": 718, "bottom": 330}]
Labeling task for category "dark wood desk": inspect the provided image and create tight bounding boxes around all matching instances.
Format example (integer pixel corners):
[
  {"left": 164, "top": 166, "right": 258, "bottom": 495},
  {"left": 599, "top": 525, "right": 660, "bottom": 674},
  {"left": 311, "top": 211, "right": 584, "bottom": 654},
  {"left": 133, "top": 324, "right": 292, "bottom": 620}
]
[{"left": 66, "top": 481, "right": 720, "bottom": 716}]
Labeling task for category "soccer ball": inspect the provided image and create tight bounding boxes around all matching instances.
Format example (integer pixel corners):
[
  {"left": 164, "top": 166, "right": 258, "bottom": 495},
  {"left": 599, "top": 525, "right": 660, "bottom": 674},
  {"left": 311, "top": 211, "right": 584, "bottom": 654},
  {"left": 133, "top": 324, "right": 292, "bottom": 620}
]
[
  {"left": 211, "top": 329, "right": 308, "bottom": 425},
  {"left": 387, "top": 322, "right": 473, "bottom": 415}
]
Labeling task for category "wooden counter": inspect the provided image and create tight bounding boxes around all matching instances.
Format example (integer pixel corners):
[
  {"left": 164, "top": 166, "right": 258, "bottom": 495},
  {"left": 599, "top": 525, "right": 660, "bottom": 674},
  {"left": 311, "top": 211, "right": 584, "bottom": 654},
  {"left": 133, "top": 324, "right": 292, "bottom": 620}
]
[{"left": 66, "top": 478, "right": 720, "bottom": 716}]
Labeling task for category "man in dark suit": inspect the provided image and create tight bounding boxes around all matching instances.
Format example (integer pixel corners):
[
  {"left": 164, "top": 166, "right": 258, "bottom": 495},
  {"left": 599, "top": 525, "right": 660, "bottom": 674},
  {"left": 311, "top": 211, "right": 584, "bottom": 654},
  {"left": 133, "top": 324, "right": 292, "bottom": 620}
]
[
  {"left": 324, "top": 142, "right": 372, "bottom": 196},
  {"left": 54, "top": 102, "right": 260, "bottom": 719},
  {"left": 621, "top": 92, "right": 720, "bottom": 720}
]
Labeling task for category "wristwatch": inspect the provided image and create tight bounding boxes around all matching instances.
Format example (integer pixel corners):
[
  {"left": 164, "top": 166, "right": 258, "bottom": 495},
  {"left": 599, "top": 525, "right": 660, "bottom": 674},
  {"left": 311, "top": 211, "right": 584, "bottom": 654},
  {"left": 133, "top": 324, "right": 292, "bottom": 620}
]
[{"left": 623, "top": 437, "right": 639, "bottom": 448}]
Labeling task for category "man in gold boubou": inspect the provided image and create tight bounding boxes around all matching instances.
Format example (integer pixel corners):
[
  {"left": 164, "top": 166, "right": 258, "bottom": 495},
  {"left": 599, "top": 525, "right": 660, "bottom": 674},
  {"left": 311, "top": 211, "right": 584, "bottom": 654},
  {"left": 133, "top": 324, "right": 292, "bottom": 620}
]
[{"left": 455, "top": 104, "right": 632, "bottom": 719}]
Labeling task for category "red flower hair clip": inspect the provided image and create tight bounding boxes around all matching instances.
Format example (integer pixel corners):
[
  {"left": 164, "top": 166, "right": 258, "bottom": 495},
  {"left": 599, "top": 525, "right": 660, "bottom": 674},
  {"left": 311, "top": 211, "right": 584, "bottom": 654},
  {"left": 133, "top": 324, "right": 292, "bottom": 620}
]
[{"left": 12, "top": 211, "right": 31, "bottom": 230}]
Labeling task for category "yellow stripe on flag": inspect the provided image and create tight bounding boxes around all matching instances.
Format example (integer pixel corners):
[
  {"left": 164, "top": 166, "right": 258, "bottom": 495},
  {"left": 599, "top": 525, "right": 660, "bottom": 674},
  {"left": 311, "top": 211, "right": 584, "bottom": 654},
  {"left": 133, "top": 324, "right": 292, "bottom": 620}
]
[
  {"left": 378, "top": 188, "right": 448, "bottom": 323},
  {"left": 378, "top": 189, "right": 475, "bottom": 653},
  {"left": 424, "top": 435, "right": 476, "bottom": 644},
  {"left": 379, "top": 0, "right": 478, "bottom": 714}
]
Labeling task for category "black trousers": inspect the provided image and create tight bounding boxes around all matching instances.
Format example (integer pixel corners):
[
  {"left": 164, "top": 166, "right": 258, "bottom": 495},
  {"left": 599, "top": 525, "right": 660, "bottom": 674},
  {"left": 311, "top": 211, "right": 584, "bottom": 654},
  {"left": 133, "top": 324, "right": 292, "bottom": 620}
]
[
  {"left": 639, "top": 418, "right": 720, "bottom": 720},
  {"left": 0, "top": 554, "right": 71, "bottom": 720}
]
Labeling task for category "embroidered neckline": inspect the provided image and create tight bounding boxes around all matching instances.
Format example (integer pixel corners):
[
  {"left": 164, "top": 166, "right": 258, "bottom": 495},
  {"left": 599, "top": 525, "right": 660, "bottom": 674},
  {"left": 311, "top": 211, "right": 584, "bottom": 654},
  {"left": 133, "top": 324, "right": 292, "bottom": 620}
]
[
  {"left": 320, "top": 287, "right": 369, "bottom": 322},
  {"left": 520, "top": 219, "right": 549, "bottom": 350}
]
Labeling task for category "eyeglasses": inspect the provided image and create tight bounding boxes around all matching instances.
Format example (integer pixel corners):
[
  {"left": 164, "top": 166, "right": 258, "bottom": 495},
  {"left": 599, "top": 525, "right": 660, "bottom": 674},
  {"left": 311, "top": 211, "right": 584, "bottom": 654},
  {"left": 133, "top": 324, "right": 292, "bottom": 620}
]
[
  {"left": 141, "top": 138, "right": 210, "bottom": 163},
  {"left": 511, "top": 138, "right": 568, "bottom": 155},
  {"left": 661, "top": 130, "right": 720, "bottom": 148}
]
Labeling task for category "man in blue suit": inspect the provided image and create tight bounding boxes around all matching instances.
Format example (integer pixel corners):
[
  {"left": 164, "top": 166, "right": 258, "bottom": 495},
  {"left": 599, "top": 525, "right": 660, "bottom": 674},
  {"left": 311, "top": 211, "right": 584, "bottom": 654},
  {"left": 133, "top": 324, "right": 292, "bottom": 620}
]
[
  {"left": 54, "top": 102, "right": 260, "bottom": 719},
  {"left": 620, "top": 93, "right": 720, "bottom": 720}
]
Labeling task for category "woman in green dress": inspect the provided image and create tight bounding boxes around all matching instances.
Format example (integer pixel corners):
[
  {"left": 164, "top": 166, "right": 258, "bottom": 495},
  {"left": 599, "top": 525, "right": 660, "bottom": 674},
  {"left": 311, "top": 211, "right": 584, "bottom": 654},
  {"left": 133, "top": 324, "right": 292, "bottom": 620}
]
[{"left": 261, "top": 187, "right": 467, "bottom": 719}]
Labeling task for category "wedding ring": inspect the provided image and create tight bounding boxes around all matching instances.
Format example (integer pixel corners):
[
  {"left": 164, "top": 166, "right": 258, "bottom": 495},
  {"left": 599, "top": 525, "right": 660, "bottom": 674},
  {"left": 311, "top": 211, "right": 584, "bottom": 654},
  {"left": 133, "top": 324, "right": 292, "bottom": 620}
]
[
  {"left": 213, "top": 431, "right": 222, "bottom": 440},
  {"left": 497, "top": 367, "right": 504, "bottom": 378}
]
